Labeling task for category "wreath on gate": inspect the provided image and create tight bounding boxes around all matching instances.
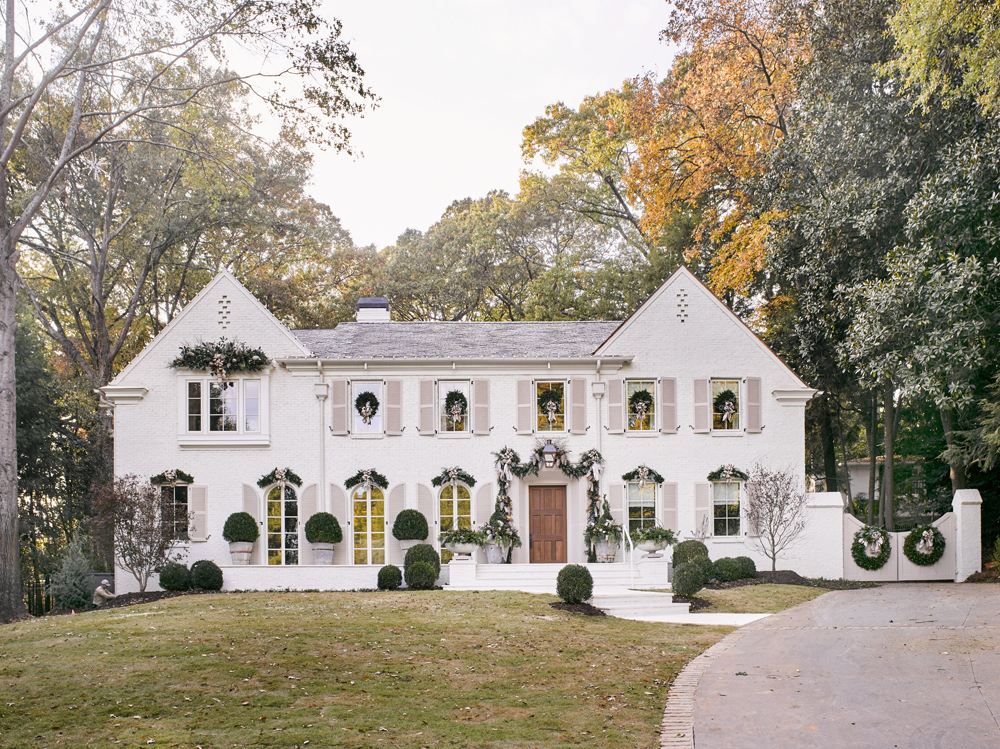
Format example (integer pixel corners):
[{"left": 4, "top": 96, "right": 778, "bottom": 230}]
[
  {"left": 628, "top": 388, "right": 654, "bottom": 428},
  {"left": 150, "top": 469, "right": 194, "bottom": 485},
  {"left": 444, "top": 390, "right": 468, "bottom": 427},
  {"left": 903, "top": 525, "right": 945, "bottom": 566},
  {"left": 537, "top": 388, "right": 562, "bottom": 426},
  {"left": 851, "top": 526, "right": 892, "bottom": 571},
  {"left": 355, "top": 391, "right": 380, "bottom": 425},
  {"left": 713, "top": 389, "right": 739, "bottom": 425}
]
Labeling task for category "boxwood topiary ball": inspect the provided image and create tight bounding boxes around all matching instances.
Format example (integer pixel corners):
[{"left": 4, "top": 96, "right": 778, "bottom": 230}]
[
  {"left": 378, "top": 565, "right": 403, "bottom": 591},
  {"left": 404, "top": 561, "right": 437, "bottom": 590},
  {"left": 713, "top": 557, "right": 742, "bottom": 583},
  {"left": 556, "top": 564, "right": 594, "bottom": 604},
  {"left": 734, "top": 556, "right": 757, "bottom": 579},
  {"left": 404, "top": 543, "right": 441, "bottom": 576},
  {"left": 304, "top": 512, "right": 343, "bottom": 544},
  {"left": 159, "top": 562, "right": 191, "bottom": 592},
  {"left": 392, "top": 509, "right": 429, "bottom": 542},
  {"left": 672, "top": 539, "right": 709, "bottom": 568},
  {"left": 672, "top": 561, "right": 707, "bottom": 598},
  {"left": 223, "top": 511, "right": 259, "bottom": 543},
  {"left": 190, "top": 559, "right": 223, "bottom": 591}
]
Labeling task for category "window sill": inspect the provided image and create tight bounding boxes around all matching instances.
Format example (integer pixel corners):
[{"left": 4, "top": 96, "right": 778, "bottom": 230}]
[
  {"left": 625, "top": 430, "right": 659, "bottom": 438},
  {"left": 350, "top": 432, "right": 384, "bottom": 440},
  {"left": 179, "top": 434, "right": 270, "bottom": 448},
  {"left": 711, "top": 429, "right": 743, "bottom": 437},
  {"left": 711, "top": 536, "right": 745, "bottom": 543},
  {"left": 437, "top": 432, "right": 472, "bottom": 439}
]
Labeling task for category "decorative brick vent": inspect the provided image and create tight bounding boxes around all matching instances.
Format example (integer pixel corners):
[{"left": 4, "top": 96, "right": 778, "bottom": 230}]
[
  {"left": 218, "top": 295, "right": 231, "bottom": 329},
  {"left": 676, "top": 290, "right": 688, "bottom": 322}
]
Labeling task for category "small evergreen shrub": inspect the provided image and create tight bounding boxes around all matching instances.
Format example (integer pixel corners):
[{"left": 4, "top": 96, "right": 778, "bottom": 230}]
[
  {"left": 304, "top": 512, "right": 343, "bottom": 544},
  {"left": 405, "top": 560, "right": 437, "bottom": 590},
  {"left": 556, "top": 564, "right": 593, "bottom": 604},
  {"left": 159, "top": 562, "right": 191, "bottom": 591},
  {"left": 672, "top": 539, "right": 709, "bottom": 568},
  {"left": 713, "top": 557, "right": 742, "bottom": 582},
  {"left": 50, "top": 536, "right": 92, "bottom": 610},
  {"left": 190, "top": 559, "right": 223, "bottom": 590},
  {"left": 377, "top": 565, "right": 403, "bottom": 590},
  {"left": 404, "top": 543, "right": 441, "bottom": 576},
  {"left": 691, "top": 555, "right": 715, "bottom": 583},
  {"left": 734, "top": 556, "right": 757, "bottom": 579},
  {"left": 392, "top": 509, "right": 429, "bottom": 541},
  {"left": 672, "top": 561, "right": 707, "bottom": 597},
  {"left": 223, "top": 512, "right": 259, "bottom": 543}
]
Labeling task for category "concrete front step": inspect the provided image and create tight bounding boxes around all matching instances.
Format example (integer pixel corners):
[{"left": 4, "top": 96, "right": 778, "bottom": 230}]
[
  {"left": 591, "top": 588, "right": 690, "bottom": 618},
  {"left": 446, "top": 562, "right": 669, "bottom": 593}
]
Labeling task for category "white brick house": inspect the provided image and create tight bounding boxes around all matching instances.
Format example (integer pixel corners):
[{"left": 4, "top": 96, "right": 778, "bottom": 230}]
[{"left": 102, "top": 267, "right": 819, "bottom": 592}]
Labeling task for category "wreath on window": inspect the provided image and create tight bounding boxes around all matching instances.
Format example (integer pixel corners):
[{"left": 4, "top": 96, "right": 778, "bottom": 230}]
[
  {"left": 150, "top": 469, "right": 194, "bottom": 485},
  {"left": 431, "top": 467, "right": 477, "bottom": 488},
  {"left": 622, "top": 465, "right": 664, "bottom": 489},
  {"left": 345, "top": 468, "right": 389, "bottom": 492},
  {"left": 707, "top": 465, "right": 748, "bottom": 482},
  {"left": 444, "top": 390, "right": 468, "bottom": 427},
  {"left": 903, "top": 525, "right": 945, "bottom": 566},
  {"left": 537, "top": 388, "right": 563, "bottom": 426},
  {"left": 171, "top": 338, "right": 269, "bottom": 383},
  {"left": 713, "top": 389, "right": 739, "bottom": 425},
  {"left": 628, "top": 388, "right": 654, "bottom": 428},
  {"left": 258, "top": 467, "right": 303, "bottom": 489},
  {"left": 851, "top": 526, "right": 892, "bottom": 571},
  {"left": 355, "top": 391, "right": 380, "bottom": 425}
]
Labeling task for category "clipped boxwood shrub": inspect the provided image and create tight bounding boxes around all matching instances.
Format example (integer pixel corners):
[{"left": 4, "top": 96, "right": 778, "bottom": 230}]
[
  {"left": 223, "top": 512, "right": 259, "bottom": 543},
  {"left": 159, "top": 562, "right": 191, "bottom": 591},
  {"left": 404, "top": 543, "right": 441, "bottom": 576},
  {"left": 713, "top": 557, "right": 742, "bottom": 583},
  {"left": 672, "top": 539, "right": 709, "bottom": 568},
  {"left": 392, "top": 509, "right": 429, "bottom": 541},
  {"left": 405, "top": 560, "right": 437, "bottom": 590},
  {"left": 304, "top": 512, "right": 343, "bottom": 544},
  {"left": 672, "top": 561, "right": 707, "bottom": 597},
  {"left": 734, "top": 556, "right": 757, "bottom": 579},
  {"left": 691, "top": 555, "right": 715, "bottom": 583},
  {"left": 190, "top": 559, "right": 223, "bottom": 590},
  {"left": 377, "top": 565, "right": 403, "bottom": 591},
  {"left": 556, "top": 564, "right": 594, "bottom": 604}
]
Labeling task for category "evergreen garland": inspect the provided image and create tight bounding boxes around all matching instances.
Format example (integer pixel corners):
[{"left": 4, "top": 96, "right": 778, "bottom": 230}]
[
  {"left": 903, "top": 525, "right": 946, "bottom": 566},
  {"left": 345, "top": 468, "right": 389, "bottom": 491},
  {"left": 354, "top": 391, "right": 380, "bottom": 424},
  {"left": 707, "top": 464, "right": 749, "bottom": 482},
  {"left": 258, "top": 467, "right": 303, "bottom": 489},
  {"left": 850, "top": 526, "right": 892, "bottom": 571},
  {"left": 431, "top": 467, "right": 477, "bottom": 488},
  {"left": 621, "top": 465, "right": 665, "bottom": 486},
  {"left": 150, "top": 469, "right": 194, "bottom": 485},
  {"left": 171, "top": 338, "right": 269, "bottom": 381},
  {"left": 486, "top": 448, "right": 525, "bottom": 555}
]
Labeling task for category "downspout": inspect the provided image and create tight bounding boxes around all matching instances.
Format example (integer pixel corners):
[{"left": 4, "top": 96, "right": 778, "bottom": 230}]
[
  {"left": 593, "top": 359, "right": 605, "bottom": 455},
  {"left": 314, "top": 362, "right": 328, "bottom": 512}
]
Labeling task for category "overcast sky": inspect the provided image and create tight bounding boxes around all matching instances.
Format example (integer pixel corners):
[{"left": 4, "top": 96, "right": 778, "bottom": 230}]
[{"left": 314, "top": 1, "right": 678, "bottom": 249}]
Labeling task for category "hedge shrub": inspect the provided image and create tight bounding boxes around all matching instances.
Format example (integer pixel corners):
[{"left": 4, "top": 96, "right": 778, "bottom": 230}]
[
  {"left": 734, "top": 556, "right": 757, "bottom": 579},
  {"left": 672, "top": 561, "right": 706, "bottom": 597},
  {"left": 404, "top": 543, "right": 441, "bottom": 576},
  {"left": 672, "top": 539, "right": 709, "bottom": 568},
  {"left": 405, "top": 561, "right": 437, "bottom": 590},
  {"left": 392, "top": 509, "right": 429, "bottom": 541},
  {"left": 713, "top": 557, "right": 742, "bottom": 583},
  {"left": 304, "top": 512, "right": 343, "bottom": 544},
  {"left": 377, "top": 565, "right": 403, "bottom": 590},
  {"left": 190, "top": 559, "right": 223, "bottom": 590},
  {"left": 556, "top": 564, "right": 594, "bottom": 604},
  {"left": 159, "top": 562, "right": 191, "bottom": 591}
]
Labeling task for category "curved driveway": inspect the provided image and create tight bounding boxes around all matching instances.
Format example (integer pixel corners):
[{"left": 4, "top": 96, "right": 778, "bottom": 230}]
[{"left": 691, "top": 584, "right": 1000, "bottom": 748}]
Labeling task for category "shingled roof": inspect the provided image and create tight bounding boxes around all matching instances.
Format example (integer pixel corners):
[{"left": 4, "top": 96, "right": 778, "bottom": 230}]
[{"left": 291, "top": 321, "right": 622, "bottom": 359}]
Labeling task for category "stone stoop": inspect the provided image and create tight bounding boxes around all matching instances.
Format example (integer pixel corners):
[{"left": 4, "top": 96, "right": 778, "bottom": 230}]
[
  {"left": 590, "top": 588, "right": 690, "bottom": 618},
  {"left": 446, "top": 561, "right": 671, "bottom": 595}
]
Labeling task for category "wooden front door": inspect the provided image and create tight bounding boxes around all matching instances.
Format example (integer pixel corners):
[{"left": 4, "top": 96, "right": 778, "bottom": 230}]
[{"left": 530, "top": 486, "right": 567, "bottom": 563}]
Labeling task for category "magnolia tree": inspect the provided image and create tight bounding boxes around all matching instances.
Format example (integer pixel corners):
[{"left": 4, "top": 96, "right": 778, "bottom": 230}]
[{"left": 744, "top": 464, "right": 808, "bottom": 572}]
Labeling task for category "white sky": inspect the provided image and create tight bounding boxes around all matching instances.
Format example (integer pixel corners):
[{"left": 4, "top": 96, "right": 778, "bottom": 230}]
[{"left": 315, "top": 1, "right": 678, "bottom": 249}]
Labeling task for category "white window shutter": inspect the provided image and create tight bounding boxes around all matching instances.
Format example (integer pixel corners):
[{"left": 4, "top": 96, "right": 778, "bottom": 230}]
[
  {"left": 660, "top": 377, "right": 677, "bottom": 434},
  {"left": 242, "top": 484, "right": 261, "bottom": 565},
  {"left": 695, "top": 482, "right": 712, "bottom": 537},
  {"left": 569, "top": 378, "right": 587, "bottom": 434},
  {"left": 746, "top": 377, "right": 762, "bottom": 433},
  {"left": 693, "top": 379, "right": 710, "bottom": 433},
  {"left": 417, "top": 484, "right": 435, "bottom": 538},
  {"left": 188, "top": 485, "right": 208, "bottom": 542},
  {"left": 473, "top": 379, "right": 490, "bottom": 435},
  {"left": 661, "top": 483, "right": 678, "bottom": 532},
  {"left": 607, "top": 379, "right": 624, "bottom": 434},
  {"left": 299, "top": 484, "right": 318, "bottom": 565},
  {"left": 475, "top": 483, "right": 493, "bottom": 527},
  {"left": 330, "top": 380, "right": 349, "bottom": 435},
  {"left": 330, "top": 484, "right": 350, "bottom": 565},
  {"left": 419, "top": 379, "right": 435, "bottom": 434},
  {"left": 386, "top": 484, "right": 406, "bottom": 565},
  {"left": 516, "top": 379, "right": 533, "bottom": 434},
  {"left": 385, "top": 379, "right": 403, "bottom": 435}
]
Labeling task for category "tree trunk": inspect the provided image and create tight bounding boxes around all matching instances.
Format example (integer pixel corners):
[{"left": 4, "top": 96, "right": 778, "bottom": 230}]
[
  {"left": 940, "top": 405, "right": 967, "bottom": 492},
  {"left": 819, "top": 393, "right": 839, "bottom": 492},
  {"left": 867, "top": 390, "right": 877, "bottom": 525},
  {"left": 883, "top": 378, "right": 896, "bottom": 531}
]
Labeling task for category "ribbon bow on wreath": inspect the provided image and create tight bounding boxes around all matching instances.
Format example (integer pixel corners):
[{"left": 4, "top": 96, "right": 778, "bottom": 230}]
[
  {"left": 628, "top": 389, "right": 654, "bottom": 429},
  {"left": 714, "top": 389, "right": 739, "bottom": 425},
  {"left": 164, "top": 469, "right": 177, "bottom": 483},
  {"left": 916, "top": 528, "right": 935, "bottom": 555}
]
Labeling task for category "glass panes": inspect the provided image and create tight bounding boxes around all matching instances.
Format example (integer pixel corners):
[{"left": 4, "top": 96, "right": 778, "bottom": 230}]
[
  {"left": 627, "top": 380, "right": 656, "bottom": 431},
  {"left": 627, "top": 482, "right": 656, "bottom": 533},
  {"left": 713, "top": 482, "right": 740, "bottom": 536},
  {"left": 187, "top": 382, "right": 202, "bottom": 431},
  {"left": 245, "top": 380, "right": 260, "bottom": 432},
  {"left": 353, "top": 487, "right": 385, "bottom": 564},
  {"left": 209, "top": 382, "right": 238, "bottom": 432},
  {"left": 536, "top": 381, "right": 565, "bottom": 432},
  {"left": 267, "top": 485, "right": 299, "bottom": 565},
  {"left": 439, "top": 381, "right": 470, "bottom": 432},
  {"left": 712, "top": 379, "right": 740, "bottom": 431},
  {"left": 439, "top": 483, "right": 472, "bottom": 563},
  {"left": 160, "top": 485, "right": 189, "bottom": 541}
]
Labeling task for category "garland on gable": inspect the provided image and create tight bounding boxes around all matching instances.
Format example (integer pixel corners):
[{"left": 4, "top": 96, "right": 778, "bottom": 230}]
[
  {"left": 354, "top": 391, "right": 380, "bottom": 425},
  {"left": 150, "top": 469, "right": 194, "bottom": 485},
  {"left": 443, "top": 389, "right": 468, "bottom": 427},
  {"left": 707, "top": 464, "right": 748, "bottom": 482},
  {"left": 622, "top": 465, "right": 665, "bottom": 489},
  {"left": 713, "top": 389, "right": 739, "bottom": 425},
  {"left": 344, "top": 468, "right": 389, "bottom": 493},
  {"left": 628, "top": 388, "right": 654, "bottom": 429},
  {"left": 903, "top": 525, "right": 945, "bottom": 566},
  {"left": 258, "top": 467, "right": 303, "bottom": 489},
  {"left": 536, "top": 388, "right": 562, "bottom": 426},
  {"left": 171, "top": 338, "right": 269, "bottom": 383},
  {"left": 431, "top": 467, "right": 477, "bottom": 488}
]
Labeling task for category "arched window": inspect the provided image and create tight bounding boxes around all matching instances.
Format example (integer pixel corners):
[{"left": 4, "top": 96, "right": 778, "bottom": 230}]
[
  {"left": 267, "top": 484, "right": 298, "bottom": 565},
  {"left": 353, "top": 485, "right": 385, "bottom": 565},
  {"left": 439, "top": 483, "right": 472, "bottom": 563}
]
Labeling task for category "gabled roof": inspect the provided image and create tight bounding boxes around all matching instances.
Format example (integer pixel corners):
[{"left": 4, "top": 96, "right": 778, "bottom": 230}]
[{"left": 291, "top": 321, "right": 622, "bottom": 359}]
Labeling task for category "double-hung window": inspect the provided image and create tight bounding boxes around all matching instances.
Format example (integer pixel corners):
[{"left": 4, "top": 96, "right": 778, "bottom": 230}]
[
  {"left": 161, "top": 485, "right": 189, "bottom": 541},
  {"left": 713, "top": 481, "right": 741, "bottom": 536},
  {"left": 626, "top": 380, "right": 656, "bottom": 432},
  {"left": 536, "top": 381, "right": 566, "bottom": 432},
  {"left": 627, "top": 481, "right": 656, "bottom": 534},
  {"left": 180, "top": 376, "right": 268, "bottom": 446},
  {"left": 439, "top": 381, "right": 470, "bottom": 434}
]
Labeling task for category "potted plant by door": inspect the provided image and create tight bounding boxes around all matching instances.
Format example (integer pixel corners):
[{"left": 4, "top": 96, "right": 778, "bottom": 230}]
[
  {"left": 630, "top": 526, "right": 677, "bottom": 558},
  {"left": 392, "top": 509, "right": 429, "bottom": 552},
  {"left": 584, "top": 498, "right": 623, "bottom": 563},
  {"left": 481, "top": 509, "right": 523, "bottom": 564},
  {"left": 438, "top": 527, "right": 486, "bottom": 559},
  {"left": 222, "top": 512, "right": 260, "bottom": 565},
  {"left": 304, "top": 512, "right": 343, "bottom": 564}
]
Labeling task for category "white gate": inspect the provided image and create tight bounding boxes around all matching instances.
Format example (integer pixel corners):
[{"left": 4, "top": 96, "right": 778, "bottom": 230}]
[{"left": 843, "top": 513, "right": 957, "bottom": 582}]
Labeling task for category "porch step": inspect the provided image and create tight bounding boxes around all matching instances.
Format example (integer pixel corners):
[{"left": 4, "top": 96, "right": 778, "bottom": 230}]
[
  {"left": 590, "top": 588, "right": 690, "bottom": 618},
  {"left": 446, "top": 562, "right": 671, "bottom": 594}
]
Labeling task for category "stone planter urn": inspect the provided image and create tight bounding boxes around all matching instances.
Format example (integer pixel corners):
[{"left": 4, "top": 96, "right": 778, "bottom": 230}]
[
  {"left": 594, "top": 539, "right": 619, "bottom": 563},
  {"left": 485, "top": 542, "right": 508, "bottom": 564},
  {"left": 228, "top": 541, "right": 253, "bottom": 565},
  {"left": 312, "top": 542, "right": 335, "bottom": 565},
  {"left": 637, "top": 540, "right": 667, "bottom": 558},
  {"left": 445, "top": 542, "right": 478, "bottom": 559}
]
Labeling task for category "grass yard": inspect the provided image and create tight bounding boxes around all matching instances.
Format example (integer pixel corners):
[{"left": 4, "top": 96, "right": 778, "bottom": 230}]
[
  {"left": 1, "top": 591, "right": 731, "bottom": 748},
  {"left": 697, "top": 584, "right": 828, "bottom": 614}
]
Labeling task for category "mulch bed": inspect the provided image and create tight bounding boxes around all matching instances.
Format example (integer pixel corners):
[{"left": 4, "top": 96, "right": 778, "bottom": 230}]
[
  {"left": 549, "top": 601, "right": 607, "bottom": 616},
  {"left": 670, "top": 595, "right": 712, "bottom": 612},
  {"left": 966, "top": 568, "right": 1000, "bottom": 583},
  {"left": 48, "top": 589, "right": 213, "bottom": 616}
]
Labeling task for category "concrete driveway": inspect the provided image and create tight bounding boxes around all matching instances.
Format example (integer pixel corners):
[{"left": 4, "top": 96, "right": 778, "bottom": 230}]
[{"left": 690, "top": 584, "right": 1000, "bottom": 748}]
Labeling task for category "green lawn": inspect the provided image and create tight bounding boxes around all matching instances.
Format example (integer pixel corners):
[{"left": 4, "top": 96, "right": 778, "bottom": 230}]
[
  {"left": 1, "top": 591, "right": 731, "bottom": 748},
  {"left": 696, "top": 584, "right": 828, "bottom": 613}
]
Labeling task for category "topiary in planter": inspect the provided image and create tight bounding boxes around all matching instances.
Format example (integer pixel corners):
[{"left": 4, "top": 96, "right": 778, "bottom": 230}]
[
  {"left": 734, "top": 556, "right": 757, "bottom": 579},
  {"left": 556, "top": 564, "right": 593, "bottom": 604},
  {"left": 223, "top": 512, "right": 259, "bottom": 543},
  {"left": 392, "top": 509, "right": 429, "bottom": 541},
  {"left": 404, "top": 543, "right": 441, "bottom": 576},
  {"left": 713, "top": 557, "right": 742, "bottom": 583},
  {"left": 672, "top": 561, "right": 707, "bottom": 597},
  {"left": 405, "top": 560, "right": 437, "bottom": 590},
  {"left": 159, "top": 562, "right": 191, "bottom": 591},
  {"left": 304, "top": 512, "right": 343, "bottom": 544},
  {"left": 190, "top": 560, "right": 223, "bottom": 590},
  {"left": 672, "top": 539, "right": 709, "bottom": 568},
  {"left": 378, "top": 565, "right": 402, "bottom": 590}
]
